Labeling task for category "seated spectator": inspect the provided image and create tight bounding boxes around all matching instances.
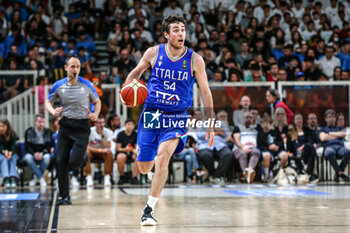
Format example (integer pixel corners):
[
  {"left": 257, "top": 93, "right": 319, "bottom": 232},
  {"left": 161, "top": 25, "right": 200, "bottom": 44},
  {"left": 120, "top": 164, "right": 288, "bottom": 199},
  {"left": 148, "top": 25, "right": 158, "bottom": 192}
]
[
  {"left": 112, "top": 48, "right": 136, "bottom": 84},
  {"left": 319, "top": 109, "right": 350, "bottom": 182},
  {"left": 24, "top": 114, "right": 52, "bottom": 187},
  {"left": 2, "top": 58, "right": 21, "bottom": 100},
  {"left": 0, "top": 120, "right": 19, "bottom": 188},
  {"left": 235, "top": 41, "right": 252, "bottom": 68},
  {"left": 271, "top": 108, "right": 290, "bottom": 169},
  {"left": 174, "top": 134, "right": 205, "bottom": 183},
  {"left": 232, "top": 111, "right": 260, "bottom": 184},
  {"left": 233, "top": 95, "right": 252, "bottom": 126},
  {"left": 266, "top": 88, "right": 294, "bottom": 125},
  {"left": 85, "top": 116, "right": 114, "bottom": 186},
  {"left": 306, "top": 113, "right": 320, "bottom": 149},
  {"left": 196, "top": 110, "right": 233, "bottom": 185},
  {"left": 317, "top": 46, "right": 341, "bottom": 79},
  {"left": 266, "top": 62, "right": 279, "bottom": 82},
  {"left": 250, "top": 107, "right": 261, "bottom": 130},
  {"left": 257, "top": 114, "right": 276, "bottom": 182},
  {"left": 244, "top": 63, "right": 266, "bottom": 82},
  {"left": 303, "top": 56, "right": 322, "bottom": 81},
  {"left": 116, "top": 119, "right": 139, "bottom": 185},
  {"left": 289, "top": 114, "right": 318, "bottom": 182},
  {"left": 336, "top": 112, "right": 346, "bottom": 128}
]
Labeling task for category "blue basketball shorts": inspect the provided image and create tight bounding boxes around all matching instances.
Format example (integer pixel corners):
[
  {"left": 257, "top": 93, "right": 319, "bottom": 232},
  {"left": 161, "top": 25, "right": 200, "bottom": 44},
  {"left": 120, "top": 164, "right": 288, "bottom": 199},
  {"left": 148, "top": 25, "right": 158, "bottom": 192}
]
[{"left": 136, "top": 106, "right": 189, "bottom": 162}]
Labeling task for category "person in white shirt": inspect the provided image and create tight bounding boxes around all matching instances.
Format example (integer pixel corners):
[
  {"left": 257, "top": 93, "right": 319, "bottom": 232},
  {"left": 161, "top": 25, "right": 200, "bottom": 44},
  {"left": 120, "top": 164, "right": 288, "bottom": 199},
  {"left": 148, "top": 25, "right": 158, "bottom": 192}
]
[
  {"left": 302, "top": 20, "right": 317, "bottom": 40},
  {"left": 291, "top": 0, "right": 304, "bottom": 21},
  {"left": 318, "top": 46, "right": 341, "bottom": 79},
  {"left": 163, "top": 0, "right": 183, "bottom": 18},
  {"left": 84, "top": 116, "right": 114, "bottom": 186},
  {"left": 326, "top": 0, "right": 339, "bottom": 20},
  {"left": 254, "top": 0, "right": 266, "bottom": 24}
]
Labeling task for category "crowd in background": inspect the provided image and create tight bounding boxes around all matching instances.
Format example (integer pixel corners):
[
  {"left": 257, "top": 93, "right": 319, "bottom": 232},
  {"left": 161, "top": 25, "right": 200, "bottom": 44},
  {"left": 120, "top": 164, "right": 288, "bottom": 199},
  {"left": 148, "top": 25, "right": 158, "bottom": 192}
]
[{"left": 1, "top": 0, "right": 350, "bottom": 103}]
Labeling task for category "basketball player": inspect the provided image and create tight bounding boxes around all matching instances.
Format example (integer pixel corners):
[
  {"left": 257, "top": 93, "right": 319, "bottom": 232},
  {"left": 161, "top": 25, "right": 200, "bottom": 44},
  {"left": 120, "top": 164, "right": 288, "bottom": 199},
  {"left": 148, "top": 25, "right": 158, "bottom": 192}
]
[
  {"left": 46, "top": 55, "right": 101, "bottom": 205},
  {"left": 124, "top": 15, "right": 215, "bottom": 226}
]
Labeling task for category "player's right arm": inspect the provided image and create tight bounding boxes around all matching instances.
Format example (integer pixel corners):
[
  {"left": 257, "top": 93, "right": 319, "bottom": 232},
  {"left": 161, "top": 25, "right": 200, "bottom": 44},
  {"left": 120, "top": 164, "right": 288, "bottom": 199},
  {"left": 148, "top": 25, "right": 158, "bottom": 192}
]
[{"left": 124, "top": 46, "right": 157, "bottom": 83}]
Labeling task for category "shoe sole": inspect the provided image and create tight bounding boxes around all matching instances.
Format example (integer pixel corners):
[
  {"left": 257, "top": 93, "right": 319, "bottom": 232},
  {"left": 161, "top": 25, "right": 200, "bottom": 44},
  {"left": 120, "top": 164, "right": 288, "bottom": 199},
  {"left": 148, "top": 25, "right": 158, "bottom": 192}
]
[{"left": 141, "top": 219, "right": 157, "bottom": 226}]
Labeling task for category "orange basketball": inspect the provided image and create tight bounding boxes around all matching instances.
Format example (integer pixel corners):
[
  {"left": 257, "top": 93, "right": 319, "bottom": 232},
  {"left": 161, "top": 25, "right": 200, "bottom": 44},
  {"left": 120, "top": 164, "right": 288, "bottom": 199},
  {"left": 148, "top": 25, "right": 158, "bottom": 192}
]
[{"left": 120, "top": 79, "right": 148, "bottom": 107}]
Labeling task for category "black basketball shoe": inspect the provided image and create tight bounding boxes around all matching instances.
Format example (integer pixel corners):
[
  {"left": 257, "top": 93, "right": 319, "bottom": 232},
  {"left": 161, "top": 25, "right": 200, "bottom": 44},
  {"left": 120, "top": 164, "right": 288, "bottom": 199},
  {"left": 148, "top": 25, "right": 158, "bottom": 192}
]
[
  {"left": 57, "top": 195, "right": 72, "bottom": 206},
  {"left": 141, "top": 205, "right": 157, "bottom": 226}
]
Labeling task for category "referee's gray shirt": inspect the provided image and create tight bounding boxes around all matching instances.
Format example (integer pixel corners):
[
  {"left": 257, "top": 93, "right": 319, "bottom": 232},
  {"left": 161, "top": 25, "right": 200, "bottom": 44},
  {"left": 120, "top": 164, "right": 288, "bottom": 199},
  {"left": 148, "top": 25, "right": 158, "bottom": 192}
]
[{"left": 48, "top": 76, "right": 98, "bottom": 119}]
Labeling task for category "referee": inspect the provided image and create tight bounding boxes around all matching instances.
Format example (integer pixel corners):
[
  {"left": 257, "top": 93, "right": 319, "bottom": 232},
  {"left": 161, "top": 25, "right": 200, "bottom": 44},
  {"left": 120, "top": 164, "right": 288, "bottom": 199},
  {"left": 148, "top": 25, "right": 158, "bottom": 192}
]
[{"left": 46, "top": 55, "right": 101, "bottom": 205}]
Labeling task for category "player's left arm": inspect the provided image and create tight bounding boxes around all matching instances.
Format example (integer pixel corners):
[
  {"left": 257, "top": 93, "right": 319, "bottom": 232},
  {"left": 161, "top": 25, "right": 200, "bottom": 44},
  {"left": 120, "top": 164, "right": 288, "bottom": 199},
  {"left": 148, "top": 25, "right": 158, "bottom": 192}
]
[{"left": 193, "top": 53, "right": 215, "bottom": 147}]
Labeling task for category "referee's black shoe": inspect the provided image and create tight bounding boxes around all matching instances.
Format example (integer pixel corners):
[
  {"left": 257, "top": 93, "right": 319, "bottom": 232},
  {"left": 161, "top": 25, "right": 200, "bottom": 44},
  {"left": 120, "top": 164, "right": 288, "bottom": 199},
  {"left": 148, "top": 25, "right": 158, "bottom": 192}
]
[
  {"left": 141, "top": 205, "right": 157, "bottom": 226},
  {"left": 57, "top": 195, "right": 72, "bottom": 206}
]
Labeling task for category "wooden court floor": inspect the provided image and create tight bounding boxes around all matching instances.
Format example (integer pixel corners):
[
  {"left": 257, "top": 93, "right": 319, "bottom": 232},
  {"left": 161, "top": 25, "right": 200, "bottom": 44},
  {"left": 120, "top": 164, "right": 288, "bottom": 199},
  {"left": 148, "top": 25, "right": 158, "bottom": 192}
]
[{"left": 1, "top": 184, "right": 350, "bottom": 232}]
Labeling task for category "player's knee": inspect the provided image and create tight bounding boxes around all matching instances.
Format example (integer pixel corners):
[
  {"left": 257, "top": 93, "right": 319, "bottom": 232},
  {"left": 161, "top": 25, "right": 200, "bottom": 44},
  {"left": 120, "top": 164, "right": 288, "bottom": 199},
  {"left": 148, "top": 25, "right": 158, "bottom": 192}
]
[{"left": 138, "top": 163, "right": 152, "bottom": 174}]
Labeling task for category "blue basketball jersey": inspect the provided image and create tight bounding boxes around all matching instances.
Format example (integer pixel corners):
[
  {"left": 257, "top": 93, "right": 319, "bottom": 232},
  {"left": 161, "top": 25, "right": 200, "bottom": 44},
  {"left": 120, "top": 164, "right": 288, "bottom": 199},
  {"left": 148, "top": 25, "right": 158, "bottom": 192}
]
[{"left": 145, "top": 44, "right": 196, "bottom": 112}]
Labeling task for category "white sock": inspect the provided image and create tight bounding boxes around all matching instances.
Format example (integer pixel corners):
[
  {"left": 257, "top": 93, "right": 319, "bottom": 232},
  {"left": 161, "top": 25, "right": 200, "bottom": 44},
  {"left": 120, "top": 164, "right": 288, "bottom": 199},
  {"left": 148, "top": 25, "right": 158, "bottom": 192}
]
[
  {"left": 264, "top": 168, "right": 269, "bottom": 176},
  {"left": 146, "top": 196, "right": 158, "bottom": 210}
]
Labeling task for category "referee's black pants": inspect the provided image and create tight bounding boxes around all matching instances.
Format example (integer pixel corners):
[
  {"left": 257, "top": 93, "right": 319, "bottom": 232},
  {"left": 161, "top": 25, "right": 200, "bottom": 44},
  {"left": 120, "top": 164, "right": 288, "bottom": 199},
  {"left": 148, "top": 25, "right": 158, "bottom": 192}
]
[{"left": 56, "top": 117, "right": 90, "bottom": 198}]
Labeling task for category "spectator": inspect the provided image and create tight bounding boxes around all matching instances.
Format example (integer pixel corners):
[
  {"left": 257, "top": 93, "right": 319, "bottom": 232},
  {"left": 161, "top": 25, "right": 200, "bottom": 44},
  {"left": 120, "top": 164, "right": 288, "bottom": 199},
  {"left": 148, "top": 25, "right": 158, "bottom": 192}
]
[
  {"left": 2, "top": 58, "right": 21, "bottom": 100},
  {"left": 266, "top": 88, "right": 294, "bottom": 125},
  {"left": 112, "top": 48, "right": 136, "bottom": 84},
  {"left": 266, "top": 62, "right": 279, "bottom": 82},
  {"left": 76, "top": 46, "right": 92, "bottom": 74},
  {"left": 163, "top": 0, "right": 183, "bottom": 18},
  {"left": 116, "top": 118, "right": 139, "bottom": 185},
  {"left": 277, "top": 68, "right": 288, "bottom": 81},
  {"left": 47, "top": 5, "right": 68, "bottom": 40},
  {"left": 271, "top": 107, "right": 290, "bottom": 169},
  {"left": 235, "top": 41, "right": 252, "bottom": 68},
  {"left": 174, "top": 134, "right": 205, "bottom": 183},
  {"left": 319, "top": 109, "right": 350, "bottom": 182},
  {"left": 336, "top": 39, "right": 350, "bottom": 70},
  {"left": 317, "top": 46, "right": 341, "bottom": 79},
  {"left": 306, "top": 113, "right": 320, "bottom": 149},
  {"left": 233, "top": 95, "right": 252, "bottom": 127},
  {"left": 196, "top": 110, "right": 233, "bottom": 185},
  {"left": 303, "top": 56, "right": 322, "bottom": 81},
  {"left": 232, "top": 111, "right": 260, "bottom": 184},
  {"left": 23, "top": 114, "right": 52, "bottom": 187},
  {"left": 336, "top": 112, "right": 346, "bottom": 128},
  {"left": 257, "top": 114, "right": 275, "bottom": 182},
  {"left": 85, "top": 116, "right": 114, "bottom": 186},
  {"left": 289, "top": 114, "right": 318, "bottom": 182},
  {"left": 340, "top": 70, "right": 349, "bottom": 80},
  {"left": 244, "top": 63, "right": 266, "bottom": 82},
  {"left": 0, "top": 120, "right": 19, "bottom": 188}
]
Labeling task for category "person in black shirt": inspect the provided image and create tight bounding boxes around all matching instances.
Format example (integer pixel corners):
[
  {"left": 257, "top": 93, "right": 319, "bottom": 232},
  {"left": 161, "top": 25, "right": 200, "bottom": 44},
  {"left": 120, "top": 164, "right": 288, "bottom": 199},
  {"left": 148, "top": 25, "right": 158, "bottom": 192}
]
[
  {"left": 257, "top": 114, "right": 276, "bottom": 182},
  {"left": 306, "top": 112, "right": 319, "bottom": 149},
  {"left": 271, "top": 108, "right": 291, "bottom": 169},
  {"left": 116, "top": 118, "right": 139, "bottom": 184},
  {"left": 289, "top": 113, "right": 318, "bottom": 183}
]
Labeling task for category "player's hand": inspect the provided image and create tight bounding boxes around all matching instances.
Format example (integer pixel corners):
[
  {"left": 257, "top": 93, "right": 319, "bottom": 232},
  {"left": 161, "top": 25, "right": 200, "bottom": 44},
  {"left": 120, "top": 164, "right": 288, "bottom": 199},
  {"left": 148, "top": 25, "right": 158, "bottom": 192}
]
[
  {"left": 53, "top": 107, "right": 63, "bottom": 116},
  {"left": 205, "top": 129, "right": 215, "bottom": 147}
]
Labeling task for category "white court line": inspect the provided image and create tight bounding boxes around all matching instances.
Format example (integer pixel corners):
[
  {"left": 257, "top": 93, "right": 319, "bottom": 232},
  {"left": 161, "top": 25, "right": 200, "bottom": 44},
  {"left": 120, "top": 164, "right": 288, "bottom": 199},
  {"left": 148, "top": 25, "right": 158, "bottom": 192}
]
[{"left": 47, "top": 190, "right": 58, "bottom": 233}]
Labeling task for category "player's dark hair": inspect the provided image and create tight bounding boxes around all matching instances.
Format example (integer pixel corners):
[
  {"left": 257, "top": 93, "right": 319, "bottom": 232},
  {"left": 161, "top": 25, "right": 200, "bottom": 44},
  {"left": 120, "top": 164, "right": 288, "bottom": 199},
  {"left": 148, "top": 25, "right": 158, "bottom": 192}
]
[
  {"left": 65, "top": 54, "right": 80, "bottom": 65},
  {"left": 162, "top": 15, "right": 186, "bottom": 34}
]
